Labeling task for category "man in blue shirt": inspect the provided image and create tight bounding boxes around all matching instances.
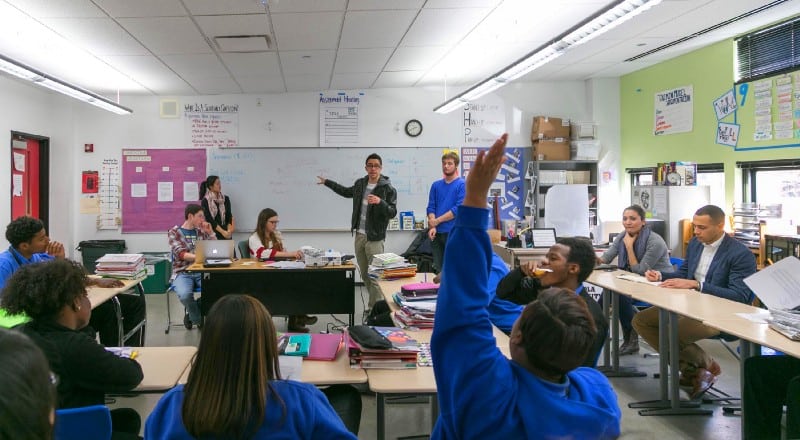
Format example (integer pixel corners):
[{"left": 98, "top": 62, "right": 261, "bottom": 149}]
[
  {"left": 0, "top": 217, "right": 146, "bottom": 346},
  {"left": 426, "top": 151, "right": 465, "bottom": 273}
]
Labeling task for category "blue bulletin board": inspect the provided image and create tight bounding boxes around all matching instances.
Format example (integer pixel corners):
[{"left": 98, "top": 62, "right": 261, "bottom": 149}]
[{"left": 461, "top": 147, "right": 525, "bottom": 227}]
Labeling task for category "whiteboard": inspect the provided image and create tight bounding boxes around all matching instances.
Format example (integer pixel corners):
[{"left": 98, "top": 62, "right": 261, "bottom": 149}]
[{"left": 208, "top": 147, "right": 444, "bottom": 231}]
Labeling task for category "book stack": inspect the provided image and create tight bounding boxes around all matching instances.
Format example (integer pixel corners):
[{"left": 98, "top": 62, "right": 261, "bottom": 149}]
[
  {"left": 346, "top": 326, "right": 420, "bottom": 369},
  {"left": 391, "top": 282, "right": 439, "bottom": 329},
  {"left": 368, "top": 253, "right": 417, "bottom": 280},
  {"left": 94, "top": 253, "right": 146, "bottom": 280}
]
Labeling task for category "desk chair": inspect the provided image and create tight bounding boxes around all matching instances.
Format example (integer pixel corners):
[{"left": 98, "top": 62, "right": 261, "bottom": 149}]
[
  {"left": 237, "top": 240, "right": 250, "bottom": 259},
  {"left": 54, "top": 405, "right": 112, "bottom": 440}
]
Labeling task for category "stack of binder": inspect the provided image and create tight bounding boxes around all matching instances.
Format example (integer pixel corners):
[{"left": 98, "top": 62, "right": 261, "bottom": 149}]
[
  {"left": 94, "top": 253, "right": 146, "bottom": 280},
  {"left": 368, "top": 253, "right": 417, "bottom": 280},
  {"left": 391, "top": 282, "right": 439, "bottom": 329},
  {"left": 346, "top": 326, "right": 420, "bottom": 369}
]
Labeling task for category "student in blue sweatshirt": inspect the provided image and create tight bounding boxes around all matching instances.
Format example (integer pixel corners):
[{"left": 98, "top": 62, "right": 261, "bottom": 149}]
[
  {"left": 431, "top": 133, "right": 621, "bottom": 439},
  {"left": 145, "top": 295, "right": 357, "bottom": 440}
]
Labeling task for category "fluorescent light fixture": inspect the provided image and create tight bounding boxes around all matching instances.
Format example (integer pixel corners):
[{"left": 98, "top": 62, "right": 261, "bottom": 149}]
[
  {"left": 434, "top": 0, "right": 662, "bottom": 114},
  {"left": 0, "top": 53, "right": 132, "bottom": 115}
]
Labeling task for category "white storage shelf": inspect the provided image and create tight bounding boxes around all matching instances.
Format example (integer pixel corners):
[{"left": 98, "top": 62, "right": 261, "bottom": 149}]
[{"left": 526, "top": 160, "right": 599, "bottom": 230}]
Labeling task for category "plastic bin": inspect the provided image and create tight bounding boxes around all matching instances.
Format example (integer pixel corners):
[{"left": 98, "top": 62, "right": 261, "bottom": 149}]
[
  {"left": 140, "top": 252, "right": 171, "bottom": 294},
  {"left": 77, "top": 240, "right": 126, "bottom": 274}
]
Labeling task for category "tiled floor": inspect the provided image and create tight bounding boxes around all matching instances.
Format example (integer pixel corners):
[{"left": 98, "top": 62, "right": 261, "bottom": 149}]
[{"left": 119, "top": 288, "right": 749, "bottom": 439}]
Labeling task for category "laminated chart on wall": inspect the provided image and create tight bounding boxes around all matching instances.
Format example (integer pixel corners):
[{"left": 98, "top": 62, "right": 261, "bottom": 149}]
[
  {"left": 731, "top": 71, "right": 800, "bottom": 151},
  {"left": 319, "top": 92, "right": 362, "bottom": 146},
  {"left": 98, "top": 159, "right": 121, "bottom": 230},
  {"left": 461, "top": 147, "right": 524, "bottom": 222}
]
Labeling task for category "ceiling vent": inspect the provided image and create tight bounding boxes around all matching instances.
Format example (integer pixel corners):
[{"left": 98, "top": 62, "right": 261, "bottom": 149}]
[{"left": 214, "top": 35, "right": 272, "bottom": 53}]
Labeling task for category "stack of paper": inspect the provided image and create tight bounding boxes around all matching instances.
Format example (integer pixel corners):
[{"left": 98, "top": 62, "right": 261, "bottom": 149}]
[
  {"left": 370, "top": 253, "right": 404, "bottom": 266},
  {"left": 346, "top": 326, "right": 420, "bottom": 369},
  {"left": 94, "top": 253, "right": 146, "bottom": 280}
]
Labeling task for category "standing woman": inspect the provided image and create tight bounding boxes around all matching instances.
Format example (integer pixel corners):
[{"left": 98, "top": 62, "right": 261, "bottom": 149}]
[
  {"left": 249, "top": 208, "right": 316, "bottom": 333},
  {"left": 598, "top": 204, "right": 673, "bottom": 354},
  {"left": 200, "top": 175, "right": 235, "bottom": 240},
  {"left": 145, "top": 295, "right": 359, "bottom": 439}
]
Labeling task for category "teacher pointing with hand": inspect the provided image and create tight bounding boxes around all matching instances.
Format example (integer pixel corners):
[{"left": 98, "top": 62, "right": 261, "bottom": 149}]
[{"left": 317, "top": 153, "right": 397, "bottom": 309}]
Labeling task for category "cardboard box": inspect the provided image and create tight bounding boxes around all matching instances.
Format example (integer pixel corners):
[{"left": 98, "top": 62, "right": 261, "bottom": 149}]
[
  {"left": 531, "top": 116, "right": 570, "bottom": 142},
  {"left": 533, "top": 140, "right": 570, "bottom": 161}
]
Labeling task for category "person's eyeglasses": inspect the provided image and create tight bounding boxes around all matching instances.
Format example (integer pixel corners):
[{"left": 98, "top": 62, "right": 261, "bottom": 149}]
[
  {"left": 365, "top": 164, "right": 381, "bottom": 169},
  {"left": 268, "top": 220, "right": 280, "bottom": 225}
]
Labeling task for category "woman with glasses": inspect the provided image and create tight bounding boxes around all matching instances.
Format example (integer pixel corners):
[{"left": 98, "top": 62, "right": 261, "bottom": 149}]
[
  {"left": 0, "top": 259, "right": 144, "bottom": 438},
  {"left": 249, "top": 208, "right": 315, "bottom": 332},
  {"left": 145, "top": 294, "right": 358, "bottom": 439}
]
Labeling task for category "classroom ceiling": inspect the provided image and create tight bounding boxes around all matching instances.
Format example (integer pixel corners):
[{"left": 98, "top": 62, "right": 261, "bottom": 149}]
[{"left": 0, "top": 0, "right": 798, "bottom": 98}]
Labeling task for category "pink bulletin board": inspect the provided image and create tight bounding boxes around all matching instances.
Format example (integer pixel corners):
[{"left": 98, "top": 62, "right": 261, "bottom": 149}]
[{"left": 122, "top": 148, "right": 207, "bottom": 233}]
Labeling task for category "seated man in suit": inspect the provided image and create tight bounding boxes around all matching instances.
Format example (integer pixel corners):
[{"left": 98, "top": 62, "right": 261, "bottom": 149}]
[
  {"left": 634, "top": 204, "right": 756, "bottom": 399},
  {"left": 0, "top": 216, "right": 146, "bottom": 346},
  {"left": 493, "top": 237, "right": 608, "bottom": 368}
]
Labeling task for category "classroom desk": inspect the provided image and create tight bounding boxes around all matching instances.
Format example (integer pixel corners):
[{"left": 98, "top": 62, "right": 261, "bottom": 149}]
[
  {"left": 87, "top": 277, "right": 146, "bottom": 346},
  {"left": 372, "top": 276, "right": 511, "bottom": 440},
  {"left": 186, "top": 259, "right": 357, "bottom": 326},
  {"left": 133, "top": 346, "right": 196, "bottom": 392}
]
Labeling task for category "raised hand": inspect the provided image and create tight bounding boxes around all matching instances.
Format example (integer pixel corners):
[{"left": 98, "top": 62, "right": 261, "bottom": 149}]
[{"left": 316, "top": 176, "right": 326, "bottom": 185}]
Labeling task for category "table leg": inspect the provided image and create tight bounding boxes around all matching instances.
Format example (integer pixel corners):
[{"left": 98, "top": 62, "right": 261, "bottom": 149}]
[
  {"left": 111, "top": 296, "right": 123, "bottom": 347},
  {"left": 430, "top": 393, "right": 439, "bottom": 432},
  {"left": 598, "top": 290, "right": 646, "bottom": 378},
  {"left": 377, "top": 393, "right": 385, "bottom": 440},
  {"left": 738, "top": 340, "right": 757, "bottom": 438}
]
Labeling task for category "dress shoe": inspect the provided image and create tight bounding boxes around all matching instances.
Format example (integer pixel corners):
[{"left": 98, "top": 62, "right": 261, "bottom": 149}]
[
  {"left": 303, "top": 315, "right": 318, "bottom": 326},
  {"left": 288, "top": 316, "right": 310, "bottom": 333},
  {"left": 689, "top": 368, "right": 718, "bottom": 400},
  {"left": 619, "top": 328, "right": 640, "bottom": 355}
]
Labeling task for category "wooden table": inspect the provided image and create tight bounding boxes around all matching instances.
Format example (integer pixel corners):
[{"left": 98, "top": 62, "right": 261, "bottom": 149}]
[
  {"left": 87, "top": 277, "right": 145, "bottom": 346},
  {"left": 133, "top": 346, "right": 196, "bottom": 392},
  {"left": 186, "top": 259, "right": 357, "bottom": 326}
]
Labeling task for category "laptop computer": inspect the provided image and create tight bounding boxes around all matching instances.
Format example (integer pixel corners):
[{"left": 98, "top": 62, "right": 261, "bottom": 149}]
[{"left": 196, "top": 240, "right": 234, "bottom": 267}]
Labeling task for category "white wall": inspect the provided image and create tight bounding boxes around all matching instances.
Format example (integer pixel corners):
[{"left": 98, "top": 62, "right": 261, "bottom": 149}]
[{"left": 0, "top": 77, "right": 620, "bottom": 257}]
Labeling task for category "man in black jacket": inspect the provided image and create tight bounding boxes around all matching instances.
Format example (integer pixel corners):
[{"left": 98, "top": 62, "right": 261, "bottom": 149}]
[
  {"left": 318, "top": 153, "right": 398, "bottom": 307},
  {"left": 495, "top": 237, "right": 607, "bottom": 367}
]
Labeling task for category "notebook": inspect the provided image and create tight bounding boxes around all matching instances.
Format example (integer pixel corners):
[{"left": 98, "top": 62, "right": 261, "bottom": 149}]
[
  {"left": 196, "top": 240, "right": 234, "bottom": 267},
  {"left": 281, "top": 333, "right": 343, "bottom": 360}
]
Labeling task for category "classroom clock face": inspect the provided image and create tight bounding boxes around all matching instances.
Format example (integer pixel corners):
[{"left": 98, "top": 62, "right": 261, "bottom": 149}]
[
  {"left": 666, "top": 172, "right": 681, "bottom": 185},
  {"left": 404, "top": 119, "right": 423, "bottom": 137}
]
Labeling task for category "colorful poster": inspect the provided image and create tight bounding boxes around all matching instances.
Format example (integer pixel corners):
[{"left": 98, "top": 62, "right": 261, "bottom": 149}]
[
  {"left": 712, "top": 88, "right": 737, "bottom": 120},
  {"left": 654, "top": 85, "right": 693, "bottom": 135},
  {"left": 716, "top": 122, "right": 740, "bottom": 147},
  {"left": 461, "top": 147, "right": 524, "bottom": 224}
]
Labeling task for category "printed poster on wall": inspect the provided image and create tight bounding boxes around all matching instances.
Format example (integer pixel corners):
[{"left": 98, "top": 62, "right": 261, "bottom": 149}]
[
  {"left": 319, "top": 92, "right": 363, "bottom": 147},
  {"left": 461, "top": 147, "right": 523, "bottom": 224},
  {"left": 654, "top": 85, "right": 693, "bottom": 136},
  {"left": 184, "top": 102, "right": 239, "bottom": 148},
  {"left": 462, "top": 95, "right": 506, "bottom": 147}
]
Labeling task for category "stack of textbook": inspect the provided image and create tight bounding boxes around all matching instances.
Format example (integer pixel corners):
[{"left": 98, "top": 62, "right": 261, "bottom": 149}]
[
  {"left": 391, "top": 282, "right": 439, "bottom": 329},
  {"left": 346, "top": 326, "right": 420, "bottom": 369},
  {"left": 94, "top": 254, "right": 146, "bottom": 280},
  {"left": 368, "top": 253, "right": 417, "bottom": 280}
]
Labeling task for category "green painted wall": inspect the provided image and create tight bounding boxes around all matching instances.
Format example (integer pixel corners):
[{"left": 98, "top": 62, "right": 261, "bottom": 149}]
[{"left": 620, "top": 39, "right": 799, "bottom": 208}]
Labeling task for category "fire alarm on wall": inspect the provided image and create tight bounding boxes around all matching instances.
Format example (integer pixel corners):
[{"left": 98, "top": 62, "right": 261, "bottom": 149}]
[{"left": 84, "top": 143, "right": 94, "bottom": 153}]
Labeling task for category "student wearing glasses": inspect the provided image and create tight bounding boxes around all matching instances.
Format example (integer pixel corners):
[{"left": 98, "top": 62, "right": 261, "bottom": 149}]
[
  {"left": 317, "top": 154, "right": 398, "bottom": 308},
  {"left": 248, "top": 208, "right": 314, "bottom": 332},
  {"left": 1, "top": 259, "right": 144, "bottom": 438},
  {"left": 145, "top": 294, "right": 359, "bottom": 439}
]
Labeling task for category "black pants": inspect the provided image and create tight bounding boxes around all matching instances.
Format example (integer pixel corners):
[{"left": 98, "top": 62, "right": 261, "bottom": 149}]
[
  {"left": 90, "top": 293, "right": 147, "bottom": 347},
  {"left": 744, "top": 355, "right": 800, "bottom": 439},
  {"left": 321, "top": 384, "right": 362, "bottom": 435},
  {"left": 110, "top": 407, "right": 141, "bottom": 439}
]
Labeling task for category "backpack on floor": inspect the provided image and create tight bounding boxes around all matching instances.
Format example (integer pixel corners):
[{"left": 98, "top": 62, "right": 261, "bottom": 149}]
[{"left": 366, "top": 300, "right": 394, "bottom": 326}]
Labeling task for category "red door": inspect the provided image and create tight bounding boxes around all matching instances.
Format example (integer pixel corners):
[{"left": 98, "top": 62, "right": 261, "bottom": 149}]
[{"left": 11, "top": 137, "right": 41, "bottom": 220}]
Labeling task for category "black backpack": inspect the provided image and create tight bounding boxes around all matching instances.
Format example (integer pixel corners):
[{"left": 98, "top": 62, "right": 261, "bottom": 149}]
[{"left": 366, "top": 300, "right": 394, "bottom": 326}]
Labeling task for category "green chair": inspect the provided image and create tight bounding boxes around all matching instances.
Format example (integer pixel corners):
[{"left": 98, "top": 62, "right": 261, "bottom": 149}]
[
  {"left": 0, "top": 308, "right": 29, "bottom": 328},
  {"left": 237, "top": 240, "right": 250, "bottom": 259}
]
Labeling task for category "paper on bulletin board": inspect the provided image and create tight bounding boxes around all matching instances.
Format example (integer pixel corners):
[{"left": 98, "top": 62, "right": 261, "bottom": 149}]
[
  {"left": 12, "top": 174, "right": 23, "bottom": 196},
  {"left": 652, "top": 187, "right": 667, "bottom": 216},
  {"left": 80, "top": 195, "right": 100, "bottom": 214},
  {"left": 157, "top": 182, "right": 174, "bottom": 202},
  {"left": 13, "top": 152, "right": 25, "bottom": 172},
  {"left": 183, "top": 181, "right": 198, "bottom": 201},
  {"left": 131, "top": 183, "right": 147, "bottom": 198},
  {"left": 654, "top": 85, "right": 693, "bottom": 135}
]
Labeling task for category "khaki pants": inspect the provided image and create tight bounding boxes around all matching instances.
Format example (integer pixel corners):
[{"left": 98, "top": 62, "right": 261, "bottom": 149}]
[
  {"left": 631, "top": 306, "right": 720, "bottom": 374},
  {"left": 355, "top": 233, "right": 384, "bottom": 307}
]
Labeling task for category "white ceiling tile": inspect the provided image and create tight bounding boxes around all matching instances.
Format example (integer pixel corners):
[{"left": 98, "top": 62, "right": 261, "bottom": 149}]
[
  {"left": 284, "top": 74, "right": 330, "bottom": 92},
  {"left": 184, "top": 0, "right": 267, "bottom": 15},
  {"left": 236, "top": 75, "right": 286, "bottom": 93},
  {"left": 591, "top": 60, "right": 654, "bottom": 78},
  {"left": 424, "top": 0, "right": 501, "bottom": 7},
  {"left": 334, "top": 48, "right": 393, "bottom": 73},
  {"left": 194, "top": 14, "right": 271, "bottom": 39},
  {"left": 550, "top": 62, "right": 615, "bottom": 80},
  {"left": 340, "top": 10, "right": 417, "bottom": 49},
  {"left": 271, "top": 12, "right": 344, "bottom": 51},
  {"left": 279, "top": 50, "right": 336, "bottom": 75},
  {"left": 385, "top": 46, "right": 449, "bottom": 72},
  {"left": 373, "top": 70, "right": 424, "bottom": 88},
  {"left": 401, "top": 7, "right": 489, "bottom": 47},
  {"left": 268, "top": 0, "right": 347, "bottom": 13},
  {"left": 578, "top": 38, "right": 674, "bottom": 64},
  {"left": 641, "top": 0, "right": 762, "bottom": 39},
  {"left": 5, "top": 0, "right": 105, "bottom": 18},
  {"left": 40, "top": 18, "right": 148, "bottom": 56},
  {"left": 93, "top": 0, "right": 186, "bottom": 18},
  {"left": 221, "top": 52, "right": 281, "bottom": 76},
  {"left": 160, "top": 53, "right": 230, "bottom": 78},
  {"left": 348, "top": 0, "right": 424, "bottom": 10},
  {"left": 118, "top": 17, "right": 212, "bottom": 55},
  {"left": 331, "top": 72, "right": 379, "bottom": 90},
  {"left": 188, "top": 76, "right": 242, "bottom": 94},
  {"left": 100, "top": 54, "right": 194, "bottom": 94}
]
